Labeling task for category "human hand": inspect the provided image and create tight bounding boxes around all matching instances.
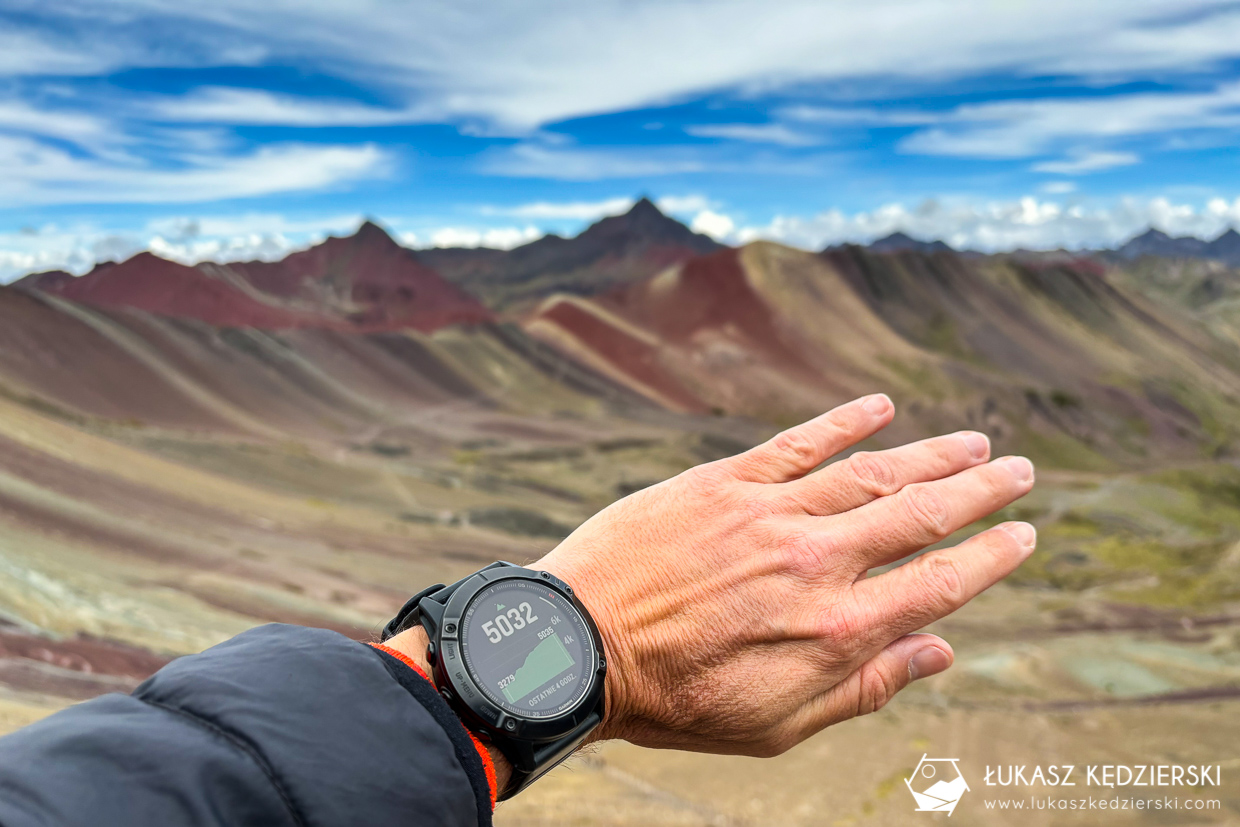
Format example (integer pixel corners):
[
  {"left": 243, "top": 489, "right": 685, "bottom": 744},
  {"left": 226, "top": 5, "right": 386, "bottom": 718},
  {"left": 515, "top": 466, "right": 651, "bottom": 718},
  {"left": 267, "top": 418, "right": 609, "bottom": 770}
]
[{"left": 535, "top": 394, "right": 1035, "bottom": 756}]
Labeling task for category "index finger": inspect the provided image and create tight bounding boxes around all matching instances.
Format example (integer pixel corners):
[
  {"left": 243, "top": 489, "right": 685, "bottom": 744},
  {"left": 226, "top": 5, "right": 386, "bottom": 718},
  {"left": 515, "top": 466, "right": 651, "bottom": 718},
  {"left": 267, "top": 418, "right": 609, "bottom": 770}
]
[{"left": 727, "top": 394, "right": 894, "bottom": 483}]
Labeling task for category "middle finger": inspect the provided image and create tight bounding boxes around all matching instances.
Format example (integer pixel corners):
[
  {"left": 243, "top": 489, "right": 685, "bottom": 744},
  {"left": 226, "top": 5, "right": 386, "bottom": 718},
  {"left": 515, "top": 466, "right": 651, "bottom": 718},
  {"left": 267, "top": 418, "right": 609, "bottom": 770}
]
[
  {"left": 804, "top": 455, "right": 1034, "bottom": 571},
  {"left": 778, "top": 431, "right": 991, "bottom": 516}
]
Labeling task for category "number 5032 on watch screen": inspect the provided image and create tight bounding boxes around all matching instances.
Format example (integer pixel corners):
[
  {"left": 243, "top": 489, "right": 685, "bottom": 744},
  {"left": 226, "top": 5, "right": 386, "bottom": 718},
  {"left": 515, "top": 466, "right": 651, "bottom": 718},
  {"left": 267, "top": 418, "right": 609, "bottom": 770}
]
[{"left": 459, "top": 580, "right": 594, "bottom": 718}]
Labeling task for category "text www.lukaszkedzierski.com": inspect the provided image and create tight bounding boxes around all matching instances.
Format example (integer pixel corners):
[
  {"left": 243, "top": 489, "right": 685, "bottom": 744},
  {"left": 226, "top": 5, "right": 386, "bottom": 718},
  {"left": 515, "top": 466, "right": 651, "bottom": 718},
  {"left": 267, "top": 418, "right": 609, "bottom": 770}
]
[{"left": 984, "top": 796, "right": 1219, "bottom": 811}]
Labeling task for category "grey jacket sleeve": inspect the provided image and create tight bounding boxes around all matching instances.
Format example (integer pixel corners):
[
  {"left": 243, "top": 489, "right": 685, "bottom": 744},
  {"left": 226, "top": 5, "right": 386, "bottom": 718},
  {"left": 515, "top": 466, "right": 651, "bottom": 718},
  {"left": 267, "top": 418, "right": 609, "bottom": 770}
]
[{"left": 0, "top": 624, "right": 496, "bottom": 827}]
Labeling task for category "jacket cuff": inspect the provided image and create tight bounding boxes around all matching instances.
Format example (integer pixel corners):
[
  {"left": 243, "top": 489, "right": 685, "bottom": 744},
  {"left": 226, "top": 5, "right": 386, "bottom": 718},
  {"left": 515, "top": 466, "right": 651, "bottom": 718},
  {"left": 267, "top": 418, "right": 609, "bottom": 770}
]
[{"left": 368, "top": 643, "right": 499, "bottom": 810}]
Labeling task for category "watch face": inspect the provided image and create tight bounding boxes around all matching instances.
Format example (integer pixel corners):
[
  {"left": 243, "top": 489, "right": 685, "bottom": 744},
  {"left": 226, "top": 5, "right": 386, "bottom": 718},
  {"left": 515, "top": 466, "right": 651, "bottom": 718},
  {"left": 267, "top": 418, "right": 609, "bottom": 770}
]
[{"left": 459, "top": 578, "right": 596, "bottom": 719}]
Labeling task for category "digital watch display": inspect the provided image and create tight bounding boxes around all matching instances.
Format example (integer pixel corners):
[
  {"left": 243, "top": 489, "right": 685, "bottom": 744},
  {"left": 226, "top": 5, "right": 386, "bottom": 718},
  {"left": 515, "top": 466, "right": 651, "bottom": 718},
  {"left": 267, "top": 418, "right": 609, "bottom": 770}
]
[
  {"left": 460, "top": 579, "right": 595, "bottom": 719},
  {"left": 380, "top": 562, "right": 607, "bottom": 800}
]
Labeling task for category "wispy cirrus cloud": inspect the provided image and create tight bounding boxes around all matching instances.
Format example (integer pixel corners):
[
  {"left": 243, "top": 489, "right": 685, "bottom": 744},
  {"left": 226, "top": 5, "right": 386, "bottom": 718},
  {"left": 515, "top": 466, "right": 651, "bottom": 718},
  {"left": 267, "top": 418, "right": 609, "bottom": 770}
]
[
  {"left": 480, "top": 197, "right": 637, "bottom": 220},
  {"left": 684, "top": 122, "right": 817, "bottom": 146},
  {"left": 0, "top": 132, "right": 389, "bottom": 208},
  {"left": 480, "top": 144, "right": 712, "bottom": 180},
  {"left": 14, "top": 0, "right": 1240, "bottom": 129},
  {"left": 899, "top": 81, "right": 1240, "bottom": 159},
  {"left": 142, "top": 87, "right": 432, "bottom": 126},
  {"left": 1032, "top": 151, "right": 1141, "bottom": 175},
  {"left": 481, "top": 141, "right": 828, "bottom": 180}
]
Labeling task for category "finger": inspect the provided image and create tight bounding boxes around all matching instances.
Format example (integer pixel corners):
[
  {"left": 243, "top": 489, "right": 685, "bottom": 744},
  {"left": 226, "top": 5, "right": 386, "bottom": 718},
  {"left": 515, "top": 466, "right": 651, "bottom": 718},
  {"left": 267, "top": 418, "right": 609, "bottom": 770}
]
[
  {"left": 820, "top": 455, "right": 1034, "bottom": 569},
  {"left": 727, "top": 394, "right": 893, "bottom": 484},
  {"left": 776, "top": 634, "right": 953, "bottom": 746},
  {"left": 779, "top": 431, "right": 990, "bottom": 516},
  {"left": 850, "top": 522, "right": 1036, "bottom": 647}
]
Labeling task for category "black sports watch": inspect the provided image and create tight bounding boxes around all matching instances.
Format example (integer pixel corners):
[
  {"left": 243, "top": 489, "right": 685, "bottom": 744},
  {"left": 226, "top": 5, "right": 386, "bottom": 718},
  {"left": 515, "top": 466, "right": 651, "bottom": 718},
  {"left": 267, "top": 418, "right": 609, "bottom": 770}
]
[{"left": 381, "top": 562, "right": 607, "bottom": 800}]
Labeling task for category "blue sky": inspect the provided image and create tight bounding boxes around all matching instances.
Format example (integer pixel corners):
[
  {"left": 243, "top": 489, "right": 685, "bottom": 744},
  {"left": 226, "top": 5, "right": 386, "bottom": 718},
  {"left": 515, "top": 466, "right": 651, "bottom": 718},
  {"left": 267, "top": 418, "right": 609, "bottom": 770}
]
[{"left": 3, "top": 0, "right": 1240, "bottom": 280}]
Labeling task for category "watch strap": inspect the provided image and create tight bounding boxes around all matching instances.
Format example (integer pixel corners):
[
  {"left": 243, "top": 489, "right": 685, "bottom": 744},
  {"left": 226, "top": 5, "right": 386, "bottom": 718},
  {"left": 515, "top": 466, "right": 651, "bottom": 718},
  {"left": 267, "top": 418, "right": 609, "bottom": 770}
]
[
  {"left": 497, "top": 709, "right": 602, "bottom": 800},
  {"left": 380, "top": 562, "right": 513, "bottom": 642},
  {"left": 380, "top": 582, "right": 445, "bottom": 641}
]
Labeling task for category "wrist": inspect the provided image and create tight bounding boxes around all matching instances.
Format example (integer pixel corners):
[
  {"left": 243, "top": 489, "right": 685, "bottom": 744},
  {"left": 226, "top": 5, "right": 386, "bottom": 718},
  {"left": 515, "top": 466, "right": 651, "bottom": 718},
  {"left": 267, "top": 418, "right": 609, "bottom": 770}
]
[
  {"left": 384, "top": 625, "right": 514, "bottom": 794},
  {"left": 534, "top": 554, "right": 634, "bottom": 746}
]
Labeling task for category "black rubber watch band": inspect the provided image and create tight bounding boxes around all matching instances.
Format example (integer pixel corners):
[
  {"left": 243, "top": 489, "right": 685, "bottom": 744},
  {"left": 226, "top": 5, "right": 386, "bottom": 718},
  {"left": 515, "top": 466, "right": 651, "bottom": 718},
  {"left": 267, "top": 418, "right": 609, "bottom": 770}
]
[{"left": 381, "top": 562, "right": 512, "bottom": 641}]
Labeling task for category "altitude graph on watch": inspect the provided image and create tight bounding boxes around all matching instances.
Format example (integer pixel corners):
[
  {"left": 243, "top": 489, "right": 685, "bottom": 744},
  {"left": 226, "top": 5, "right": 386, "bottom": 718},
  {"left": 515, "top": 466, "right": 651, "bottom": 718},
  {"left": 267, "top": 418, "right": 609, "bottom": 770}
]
[{"left": 382, "top": 562, "right": 607, "bottom": 800}]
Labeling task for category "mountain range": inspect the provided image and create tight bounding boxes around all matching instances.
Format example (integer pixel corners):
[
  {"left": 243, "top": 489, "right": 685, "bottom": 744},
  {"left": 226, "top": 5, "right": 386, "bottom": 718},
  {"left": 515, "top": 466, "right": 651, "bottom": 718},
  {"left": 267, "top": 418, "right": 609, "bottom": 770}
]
[
  {"left": 7, "top": 200, "right": 1240, "bottom": 468},
  {"left": 4, "top": 196, "right": 1240, "bottom": 746},
  {"left": 832, "top": 226, "right": 1240, "bottom": 266},
  {"left": 1113, "top": 228, "right": 1240, "bottom": 265}
]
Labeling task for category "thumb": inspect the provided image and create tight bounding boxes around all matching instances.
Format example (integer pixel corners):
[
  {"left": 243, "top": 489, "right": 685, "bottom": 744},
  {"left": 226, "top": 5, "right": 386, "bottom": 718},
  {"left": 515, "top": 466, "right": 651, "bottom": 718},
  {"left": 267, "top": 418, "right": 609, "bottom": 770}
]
[
  {"left": 764, "top": 634, "right": 955, "bottom": 753},
  {"left": 822, "top": 634, "right": 955, "bottom": 725}
]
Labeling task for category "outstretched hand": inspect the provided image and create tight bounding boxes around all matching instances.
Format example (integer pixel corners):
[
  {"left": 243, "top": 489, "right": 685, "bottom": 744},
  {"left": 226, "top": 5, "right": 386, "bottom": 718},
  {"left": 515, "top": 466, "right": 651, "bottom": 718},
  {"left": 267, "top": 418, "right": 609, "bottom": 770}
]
[{"left": 536, "top": 394, "right": 1035, "bottom": 756}]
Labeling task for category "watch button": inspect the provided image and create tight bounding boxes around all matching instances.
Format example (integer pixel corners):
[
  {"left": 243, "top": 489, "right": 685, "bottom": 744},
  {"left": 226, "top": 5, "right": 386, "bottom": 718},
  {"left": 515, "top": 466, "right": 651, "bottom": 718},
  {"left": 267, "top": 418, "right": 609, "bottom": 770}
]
[{"left": 440, "top": 688, "right": 454, "bottom": 704}]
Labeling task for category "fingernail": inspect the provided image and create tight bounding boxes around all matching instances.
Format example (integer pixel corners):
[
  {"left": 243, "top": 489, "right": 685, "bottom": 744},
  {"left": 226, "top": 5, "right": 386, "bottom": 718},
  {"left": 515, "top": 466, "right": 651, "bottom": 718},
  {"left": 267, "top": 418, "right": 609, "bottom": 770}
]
[
  {"left": 997, "top": 455, "right": 1034, "bottom": 482},
  {"left": 862, "top": 393, "right": 892, "bottom": 415},
  {"left": 960, "top": 431, "right": 990, "bottom": 460},
  {"left": 908, "top": 646, "right": 951, "bottom": 681},
  {"left": 1000, "top": 521, "right": 1037, "bottom": 551}
]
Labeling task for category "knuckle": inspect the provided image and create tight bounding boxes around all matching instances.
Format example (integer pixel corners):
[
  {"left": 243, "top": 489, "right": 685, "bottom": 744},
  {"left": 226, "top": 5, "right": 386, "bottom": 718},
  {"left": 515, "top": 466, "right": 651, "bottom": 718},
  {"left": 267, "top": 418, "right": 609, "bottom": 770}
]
[
  {"left": 815, "top": 601, "right": 863, "bottom": 652},
  {"left": 846, "top": 451, "right": 898, "bottom": 497},
  {"left": 685, "top": 460, "right": 731, "bottom": 491},
  {"left": 742, "top": 491, "right": 783, "bottom": 523},
  {"left": 902, "top": 484, "right": 951, "bottom": 541},
  {"left": 770, "top": 429, "right": 821, "bottom": 471},
  {"left": 776, "top": 528, "right": 823, "bottom": 574},
  {"left": 918, "top": 554, "right": 968, "bottom": 609}
]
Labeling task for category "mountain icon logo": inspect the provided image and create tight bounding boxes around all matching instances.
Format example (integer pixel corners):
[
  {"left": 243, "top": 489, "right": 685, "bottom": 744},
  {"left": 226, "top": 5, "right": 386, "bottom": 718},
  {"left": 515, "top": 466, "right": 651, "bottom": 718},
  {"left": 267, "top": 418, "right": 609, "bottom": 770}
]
[
  {"left": 496, "top": 604, "right": 506, "bottom": 611},
  {"left": 905, "top": 755, "right": 969, "bottom": 816}
]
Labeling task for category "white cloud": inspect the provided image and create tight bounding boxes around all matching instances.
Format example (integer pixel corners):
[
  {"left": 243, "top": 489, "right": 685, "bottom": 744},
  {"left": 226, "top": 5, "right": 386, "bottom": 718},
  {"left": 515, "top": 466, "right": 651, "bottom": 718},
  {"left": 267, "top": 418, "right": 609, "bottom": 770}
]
[
  {"left": 477, "top": 193, "right": 717, "bottom": 229},
  {"left": 482, "top": 142, "right": 823, "bottom": 180},
  {"left": 655, "top": 194, "right": 715, "bottom": 214},
  {"left": 733, "top": 195, "right": 1240, "bottom": 252},
  {"left": 779, "top": 104, "right": 939, "bottom": 126},
  {"left": 690, "top": 210, "right": 735, "bottom": 240},
  {"left": 900, "top": 82, "right": 1240, "bottom": 159},
  {"left": 482, "top": 197, "right": 635, "bottom": 220},
  {"left": 1040, "top": 181, "right": 1078, "bottom": 194},
  {"left": 20, "top": 0, "right": 1240, "bottom": 131},
  {"left": 145, "top": 213, "right": 365, "bottom": 239},
  {"left": 481, "top": 143, "right": 711, "bottom": 180},
  {"left": 0, "top": 136, "right": 390, "bottom": 207},
  {"left": 427, "top": 226, "right": 542, "bottom": 249},
  {"left": 1032, "top": 151, "right": 1140, "bottom": 174},
  {"left": 684, "top": 123, "right": 817, "bottom": 146},
  {"left": 143, "top": 87, "right": 431, "bottom": 126},
  {"left": 8, "top": 196, "right": 1240, "bottom": 284},
  {"left": 0, "top": 100, "right": 108, "bottom": 145},
  {"left": 0, "top": 213, "right": 370, "bottom": 283},
  {"left": 0, "top": 29, "right": 111, "bottom": 76}
]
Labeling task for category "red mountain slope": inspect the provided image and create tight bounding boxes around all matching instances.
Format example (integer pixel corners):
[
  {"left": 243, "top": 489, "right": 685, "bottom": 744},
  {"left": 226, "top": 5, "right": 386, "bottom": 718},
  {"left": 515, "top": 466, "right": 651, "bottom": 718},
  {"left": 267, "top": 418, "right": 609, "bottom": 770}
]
[
  {"left": 225, "top": 221, "right": 493, "bottom": 332},
  {"left": 25, "top": 223, "right": 494, "bottom": 333},
  {"left": 43, "top": 253, "right": 322, "bottom": 329}
]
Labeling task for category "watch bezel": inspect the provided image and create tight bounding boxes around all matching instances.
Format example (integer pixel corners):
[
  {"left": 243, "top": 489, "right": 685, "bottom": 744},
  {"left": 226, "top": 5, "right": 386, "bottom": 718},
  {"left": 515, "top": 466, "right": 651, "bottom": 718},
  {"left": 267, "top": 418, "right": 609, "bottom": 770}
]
[{"left": 429, "top": 567, "right": 607, "bottom": 743}]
